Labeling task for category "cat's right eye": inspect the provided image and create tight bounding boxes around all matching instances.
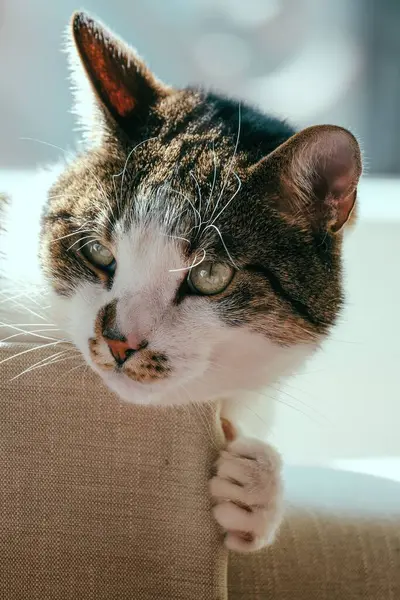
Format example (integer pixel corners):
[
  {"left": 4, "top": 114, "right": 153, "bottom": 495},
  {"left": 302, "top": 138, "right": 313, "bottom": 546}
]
[
  {"left": 188, "top": 261, "right": 234, "bottom": 295},
  {"left": 80, "top": 240, "right": 116, "bottom": 272}
]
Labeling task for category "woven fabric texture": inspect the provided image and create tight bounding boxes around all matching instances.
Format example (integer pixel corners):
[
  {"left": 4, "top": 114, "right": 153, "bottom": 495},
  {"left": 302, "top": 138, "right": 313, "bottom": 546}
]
[
  {"left": 1, "top": 342, "right": 400, "bottom": 599},
  {"left": 0, "top": 343, "right": 227, "bottom": 599}
]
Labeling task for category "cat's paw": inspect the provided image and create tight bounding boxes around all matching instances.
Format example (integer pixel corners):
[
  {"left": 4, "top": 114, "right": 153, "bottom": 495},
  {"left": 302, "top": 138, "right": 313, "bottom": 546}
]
[{"left": 209, "top": 437, "right": 283, "bottom": 552}]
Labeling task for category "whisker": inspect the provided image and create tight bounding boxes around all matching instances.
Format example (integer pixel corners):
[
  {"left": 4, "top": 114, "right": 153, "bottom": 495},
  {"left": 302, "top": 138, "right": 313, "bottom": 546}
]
[
  {"left": 19, "top": 136, "right": 69, "bottom": 155},
  {"left": 26, "top": 294, "right": 50, "bottom": 308},
  {"left": 207, "top": 363, "right": 324, "bottom": 425},
  {"left": 240, "top": 402, "right": 271, "bottom": 429},
  {"left": 202, "top": 223, "right": 238, "bottom": 269},
  {"left": 190, "top": 171, "right": 203, "bottom": 217},
  {"left": 168, "top": 187, "right": 201, "bottom": 229},
  {"left": 0, "top": 340, "right": 65, "bottom": 368},
  {"left": 78, "top": 237, "right": 101, "bottom": 252},
  {"left": 246, "top": 387, "right": 323, "bottom": 425},
  {"left": 0, "top": 332, "right": 27, "bottom": 343},
  {"left": 0, "top": 324, "right": 62, "bottom": 343},
  {"left": 17, "top": 350, "right": 70, "bottom": 372},
  {"left": 208, "top": 102, "right": 241, "bottom": 223},
  {"left": 1, "top": 298, "right": 49, "bottom": 322},
  {"left": 270, "top": 384, "right": 330, "bottom": 423},
  {"left": 168, "top": 248, "right": 206, "bottom": 273},
  {"left": 10, "top": 350, "right": 79, "bottom": 381},
  {"left": 209, "top": 171, "right": 242, "bottom": 226},
  {"left": 96, "top": 203, "right": 114, "bottom": 229},
  {"left": 52, "top": 227, "right": 93, "bottom": 244},
  {"left": 67, "top": 234, "right": 96, "bottom": 252},
  {"left": 0, "top": 292, "right": 31, "bottom": 305},
  {"left": 206, "top": 138, "right": 218, "bottom": 212},
  {"left": 162, "top": 233, "right": 191, "bottom": 245},
  {"left": 0, "top": 320, "right": 66, "bottom": 340}
]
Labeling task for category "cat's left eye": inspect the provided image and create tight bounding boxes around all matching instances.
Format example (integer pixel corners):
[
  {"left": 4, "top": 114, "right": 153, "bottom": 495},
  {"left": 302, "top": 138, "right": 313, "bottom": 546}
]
[
  {"left": 81, "top": 240, "right": 116, "bottom": 271},
  {"left": 188, "top": 261, "right": 234, "bottom": 295}
]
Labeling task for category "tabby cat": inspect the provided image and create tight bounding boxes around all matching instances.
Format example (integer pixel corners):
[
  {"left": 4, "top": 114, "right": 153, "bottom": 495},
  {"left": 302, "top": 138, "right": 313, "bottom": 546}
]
[{"left": 1, "top": 12, "right": 361, "bottom": 552}]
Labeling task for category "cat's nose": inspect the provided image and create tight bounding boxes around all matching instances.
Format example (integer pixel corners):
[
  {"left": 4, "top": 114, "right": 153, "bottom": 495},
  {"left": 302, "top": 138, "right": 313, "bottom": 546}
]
[
  {"left": 102, "top": 330, "right": 148, "bottom": 366},
  {"left": 103, "top": 336, "right": 137, "bottom": 365}
]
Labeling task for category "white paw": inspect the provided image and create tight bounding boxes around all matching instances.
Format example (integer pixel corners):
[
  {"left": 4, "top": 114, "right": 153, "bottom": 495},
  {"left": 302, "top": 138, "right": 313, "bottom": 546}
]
[{"left": 209, "top": 437, "right": 283, "bottom": 552}]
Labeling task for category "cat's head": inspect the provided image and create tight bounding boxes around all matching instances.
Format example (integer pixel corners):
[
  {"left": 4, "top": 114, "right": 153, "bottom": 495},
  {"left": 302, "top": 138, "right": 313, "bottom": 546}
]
[{"left": 40, "top": 12, "right": 362, "bottom": 406}]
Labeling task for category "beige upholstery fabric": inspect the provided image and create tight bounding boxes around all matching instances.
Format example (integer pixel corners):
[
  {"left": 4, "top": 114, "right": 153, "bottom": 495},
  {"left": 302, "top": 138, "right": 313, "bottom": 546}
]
[
  {"left": 229, "top": 510, "right": 400, "bottom": 599},
  {"left": 0, "top": 343, "right": 228, "bottom": 599},
  {"left": 1, "top": 342, "right": 400, "bottom": 599}
]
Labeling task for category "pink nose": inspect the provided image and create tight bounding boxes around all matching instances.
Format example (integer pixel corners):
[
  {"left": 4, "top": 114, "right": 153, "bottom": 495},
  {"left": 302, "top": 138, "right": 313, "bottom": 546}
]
[
  {"left": 103, "top": 337, "right": 137, "bottom": 365},
  {"left": 126, "top": 333, "right": 141, "bottom": 349}
]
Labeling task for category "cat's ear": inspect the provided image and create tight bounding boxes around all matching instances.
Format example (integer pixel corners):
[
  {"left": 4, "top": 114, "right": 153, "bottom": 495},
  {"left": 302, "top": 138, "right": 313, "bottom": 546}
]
[
  {"left": 250, "top": 125, "right": 362, "bottom": 233},
  {"left": 67, "top": 12, "right": 171, "bottom": 140}
]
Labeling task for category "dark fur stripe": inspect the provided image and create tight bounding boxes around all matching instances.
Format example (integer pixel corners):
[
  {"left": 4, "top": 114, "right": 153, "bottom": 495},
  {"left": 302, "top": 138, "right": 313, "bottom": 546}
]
[{"left": 247, "top": 265, "right": 322, "bottom": 327}]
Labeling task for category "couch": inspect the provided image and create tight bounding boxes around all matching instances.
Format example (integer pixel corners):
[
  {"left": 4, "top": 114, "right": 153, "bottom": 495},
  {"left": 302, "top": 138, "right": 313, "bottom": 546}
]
[{"left": 0, "top": 341, "right": 399, "bottom": 599}]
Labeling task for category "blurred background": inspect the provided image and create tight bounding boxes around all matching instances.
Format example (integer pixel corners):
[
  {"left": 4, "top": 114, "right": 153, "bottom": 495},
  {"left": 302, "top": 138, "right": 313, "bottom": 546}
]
[
  {"left": 0, "top": 0, "right": 399, "bottom": 174},
  {"left": 1, "top": 0, "right": 400, "bottom": 474}
]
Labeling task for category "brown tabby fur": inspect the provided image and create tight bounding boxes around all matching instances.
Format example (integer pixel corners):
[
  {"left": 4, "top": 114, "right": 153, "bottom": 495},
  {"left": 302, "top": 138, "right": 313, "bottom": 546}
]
[{"left": 39, "top": 12, "right": 362, "bottom": 351}]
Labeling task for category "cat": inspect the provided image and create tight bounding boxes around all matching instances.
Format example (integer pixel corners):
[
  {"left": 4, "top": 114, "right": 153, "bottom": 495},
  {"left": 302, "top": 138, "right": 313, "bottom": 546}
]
[{"left": 0, "top": 12, "right": 361, "bottom": 552}]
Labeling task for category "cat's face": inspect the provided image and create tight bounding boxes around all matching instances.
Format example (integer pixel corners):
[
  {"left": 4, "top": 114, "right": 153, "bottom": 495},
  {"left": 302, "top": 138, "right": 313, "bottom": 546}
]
[{"left": 39, "top": 13, "right": 361, "bottom": 406}]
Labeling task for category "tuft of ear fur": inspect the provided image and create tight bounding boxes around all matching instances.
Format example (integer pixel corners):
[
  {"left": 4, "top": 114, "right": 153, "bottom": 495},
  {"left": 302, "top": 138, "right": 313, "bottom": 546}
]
[
  {"left": 66, "top": 11, "right": 171, "bottom": 143},
  {"left": 249, "top": 125, "right": 362, "bottom": 233}
]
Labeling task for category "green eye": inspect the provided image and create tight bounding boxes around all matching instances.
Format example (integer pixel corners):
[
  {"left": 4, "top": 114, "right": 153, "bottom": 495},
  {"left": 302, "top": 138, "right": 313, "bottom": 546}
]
[
  {"left": 188, "top": 261, "right": 235, "bottom": 295},
  {"left": 81, "top": 240, "right": 115, "bottom": 270}
]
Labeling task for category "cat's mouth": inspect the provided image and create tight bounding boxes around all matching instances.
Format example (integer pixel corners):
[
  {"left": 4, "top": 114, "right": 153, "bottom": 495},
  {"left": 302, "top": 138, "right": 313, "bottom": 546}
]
[{"left": 88, "top": 336, "right": 172, "bottom": 384}]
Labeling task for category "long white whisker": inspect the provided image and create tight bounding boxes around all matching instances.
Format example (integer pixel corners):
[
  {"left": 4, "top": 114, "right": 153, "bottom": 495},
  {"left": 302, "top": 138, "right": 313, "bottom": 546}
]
[
  {"left": 0, "top": 285, "right": 46, "bottom": 294},
  {"left": 206, "top": 139, "right": 218, "bottom": 212},
  {"left": 11, "top": 351, "right": 81, "bottom": 381},
  {"left": 0, "top": 292, "right": 31, "bottom": 305},
  {"left": 190, "top": 171, "right": 202, "bottom": 218},
  {"left": 0, "top": 324, "right": 62, "bottom": 343},
  {"left": 270, "top": 384, "right": 330, "bottom": 422},
  {"left": 0, "top": 321, "right": 66, "bottom": 341},
  {"left": 78, "top": 237, "right": 101, "bottom": 252},
  {"left": 208, "top": 365, "right": 323, "bottom": 424},
  {"left": 27, "top": 294, "right": 50, "bottom": 308},
  {"left": 19, "top": 137, "right": 68, "bottom": 155},
  {"left": 168, "top": 187, "right": 201, "bottom": 228},
  {"left": 169, "top": 248, "right": 206, "bottom": 273},
  {"left": 1, "top": 298, "right": 49, "bottom": 322},
  {"left": 67, "top": 234, "right": 96, "bottom": 252},
  {"left": 0, "top": 323, "right": 56, "bottom": 327},
  {"left": 96, "top": 204, "right": 114, "bottom": 229},
  {"left": 52, "top": 227, "right": 93, "bottom": 244},
  {"left": 9, "top": 349, "right": 72, "bottom": 377},
  {"left": 210, "top": 171, "right": 242, "bottom": 226},
  {"left": 0, "top": 333, "right": 27, "bottom": 343},
  {"left": 202, "top": 223, "right": 238, "bottom": 269},
  {"left": 162, "top": 233, "right": 191, "bottom": 245},
  {"left": 0, "top": 340, "right": 65, "bottom": 368}
]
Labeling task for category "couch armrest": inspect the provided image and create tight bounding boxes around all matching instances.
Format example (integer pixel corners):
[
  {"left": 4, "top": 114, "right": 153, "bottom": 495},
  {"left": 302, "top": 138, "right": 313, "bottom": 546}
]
[
  {"left": 0, "top": 342, "right": 228, "bottom": 599},
  {"left": 229, "top": 467, "right": 400, "bottom": 599}
]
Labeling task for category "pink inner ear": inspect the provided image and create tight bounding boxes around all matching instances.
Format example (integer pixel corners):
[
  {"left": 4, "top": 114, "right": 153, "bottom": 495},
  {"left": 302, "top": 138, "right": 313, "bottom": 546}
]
[
  {"left": 325, "top": 154, "right": 358, "bottom": 232},
  {"left": 331, "top": 188, "right": 356, "bottom": 233},
  {"left": 79, "top": 29, "right": 136, "bottom": 118}
]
